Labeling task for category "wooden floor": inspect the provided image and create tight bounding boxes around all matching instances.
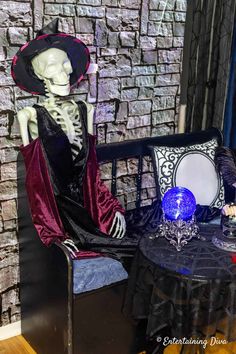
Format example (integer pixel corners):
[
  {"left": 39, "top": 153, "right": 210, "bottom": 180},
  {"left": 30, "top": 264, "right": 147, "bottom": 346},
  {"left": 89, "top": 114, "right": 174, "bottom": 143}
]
[
  {"left": 0, "top": 336, "right": 36, "bottom": 354},
  {"left": 0, "top": 334, "right": 236, "bottom": 354},
  {"left": 164, "top": 333, "right": 236, "bottom": 354}
]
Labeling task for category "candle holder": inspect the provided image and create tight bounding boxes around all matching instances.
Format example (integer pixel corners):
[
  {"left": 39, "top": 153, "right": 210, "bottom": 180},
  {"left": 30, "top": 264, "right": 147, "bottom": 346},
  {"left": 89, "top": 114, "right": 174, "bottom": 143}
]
[
  {"left": 212, "top": 206, "right": 236, "bottom": 252},
  {"left": 155, "top": 187, "right": 200, "bottom": 251}
]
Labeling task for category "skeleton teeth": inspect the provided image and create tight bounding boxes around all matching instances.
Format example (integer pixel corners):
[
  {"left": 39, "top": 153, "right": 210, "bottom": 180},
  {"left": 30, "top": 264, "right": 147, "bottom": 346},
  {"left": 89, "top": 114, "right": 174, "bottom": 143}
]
[{"left": 48, "top": 79, "right": 69, "bottom": 86}]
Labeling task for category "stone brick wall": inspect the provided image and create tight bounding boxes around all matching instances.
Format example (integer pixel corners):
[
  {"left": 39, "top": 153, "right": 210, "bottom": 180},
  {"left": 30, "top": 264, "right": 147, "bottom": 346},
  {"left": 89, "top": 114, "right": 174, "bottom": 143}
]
[{"left": 0, "top": 0, "right": 187, "bottom": 326}]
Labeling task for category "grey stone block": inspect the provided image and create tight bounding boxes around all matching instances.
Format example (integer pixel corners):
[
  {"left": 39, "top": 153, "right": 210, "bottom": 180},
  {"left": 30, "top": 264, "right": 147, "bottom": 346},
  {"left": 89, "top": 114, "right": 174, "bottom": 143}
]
[
  {"left": 149, "top": 11, "right": 174, "bottom": 22},
  {"left": 108, "top": 32, "right": 119, "bottom": 47},
  {"left": 156, "top": 73, "right": 180, "bottom": 86},
  {"left": 140, "top": 0, "right": 148, "bottom": 35},
  {"left": 152, "top": 109, "right": 175, "bottom": 125},
  {"left": 98, "top": 78, "right": 120, "bottom": 101},
  {"left": 76, "top": 34, "right": 94, "bottom": 45},
  {"left": 127, "top": 158, "right": 138, "bottom": 174},
  {"left": 99, "top": 162, "right": 112, "bottom": 180},
  {"left": 120, "top": 32, "right": 136, "bottom": 47},
  {"left": 154, "top": 86, "right": 179, "bottom": 96},
  {"left": 96, "top": 124, "right": 106, "bottom": 143},
  {"left": 127, "top": 115, "right": 151, "bottom": 129},
  {"left": 140, "top": 36, "right": 156, "bottom": 49},
  {"left": 152, "top": 123, "right": 174, "bottom": 136},
  {"left": 136, "top": 76, "right": 155, "bottom": 87},
  {"left": 34, "top": 0, "right": 43, "bottom": 31},
  {"left": 95, "top": 20, "right": 108, "bottom": 47},
  {"left": 6, "top": 46, "right": 21, "bottom": 60},
  {"left": 173, "top": 22, "right": 185, "bottom": 36},
  {"left": 3, "top": 219, "right": 17, "bottom": 231},
  {"left": 0, "top": 181, "right": 17, "bottom": 201},
  {"left": 0, "top": 61, "right": 15, "bottom": 86},
  {"left": 120, "top": 0, "right": 141, "bottom": 9},
  {"left": 1, "top": 163, "right": 17, "bottom": 182},
  {"left": 106, "top": 122, "right": 126, "bottom": 142},
  {"left": 142, "top": 51, "right": 157, "bottom": 64},
  {"left": 133, "top": 65, "right": 156, "bottom": 76},
  {"left": 129, "top": 49, "right": 141, "bottom": 65},
  {"left": 156, "top": 64, "right": 180, "bottom": 74},
  {"left": 156, "top": 37, "right": 173, "bottom": 48},
  {"left": 0, "top": 88, "right": 14, "bottom": 110},
  {"left": 173, "top": 37, "right": 184, "bottom": 47},
  {"left": 141, "top": 173, "right": 156, "bottom": 188},
  {"left": 129, "top": 100, "right": 152, "bottom": 115},
  {"left": 99, "top": 56, "right": 131, "bottom": 77},
  {"left": 77, "top": 5, "right": 105, "bottom": 18},
  {"left": 0, "top": 28, "right": 8, "bottom": 46},
  {"left": 102, "top": 0, "right": 118, "bottom": 5},
  {"left": 148, "top": 22, "right": 172, "bottom": 37},
  {"left": 95, "top": 102, "right": 116, "bottom": 123},
  {"left": 78, "top": 0, "right": 102, "bottom": 5},
  {"left": 150, "top": 0, "right": 175, "bottom": 10},
  {"left": 0, "top": 264, "right": 19, "bottom": 293},
  {"left": 78, "top": 18, "right": 94, "bottom": 33},
  {"left": 116, "top": 160, "right": 128, "bottom": 177},
  {"left": 0, "top": 115, "right": 8, "bottom": 137},
  {"left": 0, "top": 2, "right": 32, "bottom": 27},
  {"left": 121, "top": 88, "right": 139, "bottom": 101},
  {"left": 158, "top": 48, "right": 182, "bottom": 63},
  {"left": 0, "top": 148, "right": 18, "bottom": 164},
  {"left": 0, "top": 47, "right": 5, "bottom": 61},
  {"left": 126, "top": 126, "right": 151, "bottom": 140},
  {"left": 176, "top": 0, "right": 187, "bottom": 11},
  {"left": 101, "top": 48, "right": 117, "bottom": 56},
  {"left": 1, "top": 199, "right": 17, "bottom": 221},
  {"left": 116, "top": 102, "right": 128, "bottom": 121},
  {"left": 153, "top": 96, "right": 175, "bottom": 110},
  {"left": 121, "top": 77, "right": 136, "bottom": 88},
  {"left": 139, "top": 87, "right": 154, "bottom": 99},
  {"left": 1, "top": 289, "right": 19, "bottom": 316},
  {"left": 175, "top": 12, "right": 186, "bottom": 22},
  {"left": 143, "top": 156, "right": 153, "bottom": 172},
  {"left": 45, "top": 4, "right": 76, "bottom": 16},
  {"left": 106, "top": 8, "right": 139, "bottom": 31}
]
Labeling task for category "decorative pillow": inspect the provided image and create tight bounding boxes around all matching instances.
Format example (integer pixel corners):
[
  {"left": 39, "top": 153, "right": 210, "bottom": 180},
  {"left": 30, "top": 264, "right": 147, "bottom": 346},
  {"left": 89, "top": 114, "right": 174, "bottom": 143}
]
[{"left": 151, "top": 138, "right": 225, "bottom": 209}]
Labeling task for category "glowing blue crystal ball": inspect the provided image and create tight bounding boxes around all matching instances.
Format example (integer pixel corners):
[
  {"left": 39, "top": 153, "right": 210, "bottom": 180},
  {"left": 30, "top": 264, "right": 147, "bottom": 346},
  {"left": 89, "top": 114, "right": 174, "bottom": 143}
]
[{"left": 162, "top": 187, "right": 196, "bottom": 221}]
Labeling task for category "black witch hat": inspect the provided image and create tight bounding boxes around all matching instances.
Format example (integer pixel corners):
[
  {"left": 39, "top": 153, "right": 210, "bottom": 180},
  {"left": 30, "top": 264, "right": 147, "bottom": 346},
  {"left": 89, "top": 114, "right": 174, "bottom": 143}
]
[{"left": 11, "top": 19, "right": 90, "bottom": 95}]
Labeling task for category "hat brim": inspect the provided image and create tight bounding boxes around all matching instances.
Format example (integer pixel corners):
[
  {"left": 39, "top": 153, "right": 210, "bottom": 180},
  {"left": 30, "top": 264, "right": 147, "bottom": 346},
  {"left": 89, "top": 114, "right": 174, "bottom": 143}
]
[{"left": 11, "top": 33, "right": 90, "bottom": 95}]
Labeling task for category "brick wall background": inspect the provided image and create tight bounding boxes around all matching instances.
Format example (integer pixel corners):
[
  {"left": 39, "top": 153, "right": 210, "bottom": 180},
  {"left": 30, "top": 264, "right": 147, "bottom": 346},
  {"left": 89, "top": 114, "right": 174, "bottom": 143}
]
[{"left": 0, "top": 0, "right": 187, "bottom": 326}]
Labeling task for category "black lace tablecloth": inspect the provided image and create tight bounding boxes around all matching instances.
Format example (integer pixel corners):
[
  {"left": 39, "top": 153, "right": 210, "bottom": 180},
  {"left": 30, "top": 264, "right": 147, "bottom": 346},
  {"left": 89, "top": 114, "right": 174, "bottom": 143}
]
[{"left": 124, "top": 224, "right": 236, "bottom": 341}]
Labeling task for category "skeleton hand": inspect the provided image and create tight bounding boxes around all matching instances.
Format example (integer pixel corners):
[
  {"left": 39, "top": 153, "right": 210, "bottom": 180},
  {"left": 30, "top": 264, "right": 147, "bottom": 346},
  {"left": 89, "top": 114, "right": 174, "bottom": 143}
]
[
  {"left": 109, "top": 211, "right": 126, "bottom": 239},
  {"left": 222, "top": 204, "right": 236, "bottom": 217}
]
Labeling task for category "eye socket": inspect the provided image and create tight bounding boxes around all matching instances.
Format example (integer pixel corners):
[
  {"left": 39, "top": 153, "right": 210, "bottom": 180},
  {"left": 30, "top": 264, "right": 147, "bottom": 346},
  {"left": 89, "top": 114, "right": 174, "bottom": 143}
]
[
  {"left": 44, "top": 64, "right": 58, "bottom": 78},
  {"left": 63, "top": 60, "right": 73, "bottom": 74}
]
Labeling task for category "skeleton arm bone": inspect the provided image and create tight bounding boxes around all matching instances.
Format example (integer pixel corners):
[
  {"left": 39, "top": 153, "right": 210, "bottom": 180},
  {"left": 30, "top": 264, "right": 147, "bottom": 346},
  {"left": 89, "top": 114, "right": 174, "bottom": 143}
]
[{"left": 17, "top": 107, "right": 37, "bottom": 146}]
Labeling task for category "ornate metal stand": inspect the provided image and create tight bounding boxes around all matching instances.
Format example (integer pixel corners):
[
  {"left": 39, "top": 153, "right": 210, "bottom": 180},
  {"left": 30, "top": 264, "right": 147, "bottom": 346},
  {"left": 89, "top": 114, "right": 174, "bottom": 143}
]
[{"left": 156, "top": 215, "right": 200, "bottom": 251}]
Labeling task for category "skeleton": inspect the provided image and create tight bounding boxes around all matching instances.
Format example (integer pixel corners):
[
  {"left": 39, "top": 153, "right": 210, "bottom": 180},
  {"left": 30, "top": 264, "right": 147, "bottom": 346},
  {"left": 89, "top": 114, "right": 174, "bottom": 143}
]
[{"left": 17, "top": 48, "right": 126, "bottom": 239}]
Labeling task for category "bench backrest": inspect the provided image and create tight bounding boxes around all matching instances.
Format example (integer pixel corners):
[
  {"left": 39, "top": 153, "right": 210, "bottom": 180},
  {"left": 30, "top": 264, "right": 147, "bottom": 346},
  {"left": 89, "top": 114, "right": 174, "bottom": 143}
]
[{"left": 96, "top": 128, "right": 223, "bottom": 209}]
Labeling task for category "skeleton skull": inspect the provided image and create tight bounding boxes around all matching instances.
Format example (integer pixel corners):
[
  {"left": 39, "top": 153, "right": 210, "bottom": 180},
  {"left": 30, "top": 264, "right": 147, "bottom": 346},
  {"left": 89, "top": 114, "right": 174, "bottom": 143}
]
[{"left": 31, "top": 48, "right": 73, "bottom": 96}]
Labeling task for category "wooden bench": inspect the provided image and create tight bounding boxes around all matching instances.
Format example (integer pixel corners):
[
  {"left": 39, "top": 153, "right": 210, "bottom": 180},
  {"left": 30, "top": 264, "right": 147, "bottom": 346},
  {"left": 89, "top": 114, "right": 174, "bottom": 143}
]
[{"left": 17, "top": 127, "right": 223, "bottom": 354}]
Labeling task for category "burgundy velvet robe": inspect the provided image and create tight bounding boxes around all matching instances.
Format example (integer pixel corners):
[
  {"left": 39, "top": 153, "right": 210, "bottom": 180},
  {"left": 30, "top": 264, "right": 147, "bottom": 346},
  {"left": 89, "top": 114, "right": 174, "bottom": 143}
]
[{"left": 19, "top": 102, "right": 137, "bottom": 260}]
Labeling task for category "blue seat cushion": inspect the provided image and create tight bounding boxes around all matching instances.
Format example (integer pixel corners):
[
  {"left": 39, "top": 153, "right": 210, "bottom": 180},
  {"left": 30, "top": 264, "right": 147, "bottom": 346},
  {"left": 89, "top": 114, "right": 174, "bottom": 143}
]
[{"left": 73, "top": 257, "right": 128, "bottom": 294}]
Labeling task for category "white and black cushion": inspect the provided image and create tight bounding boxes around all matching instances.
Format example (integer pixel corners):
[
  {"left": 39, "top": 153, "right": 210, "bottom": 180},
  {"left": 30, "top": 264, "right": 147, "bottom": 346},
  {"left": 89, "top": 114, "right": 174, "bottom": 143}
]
[{"left": 151, "top": 138, "right": 225, "bottom": 208}]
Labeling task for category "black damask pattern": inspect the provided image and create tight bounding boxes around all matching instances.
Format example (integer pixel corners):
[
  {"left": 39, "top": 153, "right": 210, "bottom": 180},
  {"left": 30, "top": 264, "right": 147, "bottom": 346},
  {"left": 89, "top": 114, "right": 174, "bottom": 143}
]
[{"left": 152, "top": 138, "right": 225, "bottom": 209}]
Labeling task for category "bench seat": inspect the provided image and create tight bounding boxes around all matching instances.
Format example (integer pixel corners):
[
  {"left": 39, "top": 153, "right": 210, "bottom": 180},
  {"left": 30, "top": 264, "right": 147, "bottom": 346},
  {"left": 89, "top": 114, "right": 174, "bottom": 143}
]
[{"left": 73, "top": 257, "right": 128, "bottom": 294}]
